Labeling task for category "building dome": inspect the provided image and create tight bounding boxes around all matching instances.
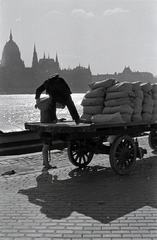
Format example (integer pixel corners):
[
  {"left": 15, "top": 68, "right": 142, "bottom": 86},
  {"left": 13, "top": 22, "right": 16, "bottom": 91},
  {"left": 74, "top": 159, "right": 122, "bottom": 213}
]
[
  {"left": 122, "top": 66, "right": 132, "bottom": 74},
  {"left": 1, "top": 31, "right": 24, "bottom": 68}
]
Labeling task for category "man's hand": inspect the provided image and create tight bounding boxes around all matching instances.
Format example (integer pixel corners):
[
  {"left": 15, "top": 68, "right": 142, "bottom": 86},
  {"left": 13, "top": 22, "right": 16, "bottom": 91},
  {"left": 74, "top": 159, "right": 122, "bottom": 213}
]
[{"left": 35, "top": 98, "right": 40, "bottom": 109}]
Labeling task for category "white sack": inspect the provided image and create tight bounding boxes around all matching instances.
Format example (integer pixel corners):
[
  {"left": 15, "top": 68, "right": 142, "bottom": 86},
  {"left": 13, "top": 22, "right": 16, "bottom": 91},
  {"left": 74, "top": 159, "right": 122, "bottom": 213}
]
[
  {"left": 81, "top": 114, "right": 93, "bottom": 123},
  {"left": 152, "top": 93, "right": 157, "bottom": 100},
  {"left": 132, "top": 113, "right": 143, "bottom": 122},
  {"left": 89, "top": 78, "right": 116, "bottom": 90},
  {"left": 83, "top": 105, "right": 104, "bottom": 115},
  {"left": 106, "top": 91, "right": 135, "bottom": 101},
  {"left": 81, "top": 97, "right": 104, "bottom": 106},
  {"left": 107, "top": 81, "right": 132, "bottom": 92},
  {"left": 143, "top": 98, "right": 154, "bottom": 107},
  {"left": 91, "top": 112, "right": 123, "bottom": 124},
  {"left": 133, "top": 90, "right": 143, "bottom": 99},
  {"left": 102, "top": 104, "right": 134, "bottom": 115},
  {"left": 104, "top": 97, "right": 134, "bottom": 107},
  {"left": 152, "top": 114, "right": 157, "bottom": 122},
  {"left": 121, "top": 113, "right": 132, "bottom": 123},
  {"left": 151, "top": 83, "right": 157, "bottom": 93},
  {"left": 134, "top": 98, "right": 143, "bottom": 106},
  {"left": 133, "top": 105, "right": 142, "bottom": 114},
  {"left": 132, "top": 81, "right": 141, "bottom": 91},
  {"left": 142, "top": 104, "right": 153, "bottom": 115},
  {"left": 140, "top": 82, "right": 152, "bottom": 92},
  {"left": 85, "top": 87, "right": 105, "bottom": 98},
  {"left": 142, "top": 113, "right": 152, "bottom": 122}
]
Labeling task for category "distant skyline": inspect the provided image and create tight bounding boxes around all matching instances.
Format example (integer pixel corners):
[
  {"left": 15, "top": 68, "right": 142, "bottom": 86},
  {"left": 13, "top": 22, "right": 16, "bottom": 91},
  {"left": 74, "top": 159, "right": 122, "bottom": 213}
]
[{"left": 0, "top": 0, "right": 157, "bottom": 75}]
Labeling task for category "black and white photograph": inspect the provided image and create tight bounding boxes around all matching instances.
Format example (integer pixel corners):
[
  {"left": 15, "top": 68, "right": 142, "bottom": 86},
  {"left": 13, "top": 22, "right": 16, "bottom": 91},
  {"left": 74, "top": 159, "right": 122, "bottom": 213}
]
[{"left": 0, "top": 0, "right": 157, "bottom": 239}]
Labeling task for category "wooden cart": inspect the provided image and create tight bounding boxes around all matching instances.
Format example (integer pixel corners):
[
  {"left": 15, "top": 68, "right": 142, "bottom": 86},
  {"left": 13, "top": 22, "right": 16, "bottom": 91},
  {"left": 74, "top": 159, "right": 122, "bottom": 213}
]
[{"left": 25, "top": 121, "right": 157, "bottom": 175}]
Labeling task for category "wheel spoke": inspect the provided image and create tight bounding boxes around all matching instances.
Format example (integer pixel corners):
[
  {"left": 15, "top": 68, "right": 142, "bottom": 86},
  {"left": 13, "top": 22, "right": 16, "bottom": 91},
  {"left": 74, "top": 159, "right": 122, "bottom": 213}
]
[
  {"left": 109, "top": 135, "right": 136, "bottom": 175},
  {"left": 74, "top": 154, "right": 79, "bottom": 162},
  {"left": 68, "top": 141, "right": 94, "bottom": 167},
  {"left": 83, "top": 155, "right": 86, "bottom": 163}
]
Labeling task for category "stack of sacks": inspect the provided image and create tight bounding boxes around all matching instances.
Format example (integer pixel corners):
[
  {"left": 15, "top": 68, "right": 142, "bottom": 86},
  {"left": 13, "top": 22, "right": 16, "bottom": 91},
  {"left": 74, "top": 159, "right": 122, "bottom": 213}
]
[
  {"left": 141, "top": 82, "right": 154, "bottom": 122},
  {"left": 81, "top": 78, "right": 116, "bottom": 122},
  {"left": 101, "top": 81, "right": 135, "bottom": 123},
  {"left": 131, "top": 82, "right": 143, "bottom": 122},
  {"left": 151, "top": 83, "right": 157, "bottom": 122}
]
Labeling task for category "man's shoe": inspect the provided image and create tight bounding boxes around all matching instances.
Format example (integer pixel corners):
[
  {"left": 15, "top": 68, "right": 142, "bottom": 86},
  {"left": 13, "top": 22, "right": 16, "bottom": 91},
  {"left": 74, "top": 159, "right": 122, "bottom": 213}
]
[{"left": 44, "top": 164, "right": 57, "bottom": 169}]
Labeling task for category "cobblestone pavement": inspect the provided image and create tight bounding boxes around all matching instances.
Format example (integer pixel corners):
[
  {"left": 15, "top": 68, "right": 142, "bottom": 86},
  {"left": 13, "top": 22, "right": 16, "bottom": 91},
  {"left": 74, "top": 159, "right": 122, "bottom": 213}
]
[{"left": 0, "top": 136, "right": 157, "bottom": 240}]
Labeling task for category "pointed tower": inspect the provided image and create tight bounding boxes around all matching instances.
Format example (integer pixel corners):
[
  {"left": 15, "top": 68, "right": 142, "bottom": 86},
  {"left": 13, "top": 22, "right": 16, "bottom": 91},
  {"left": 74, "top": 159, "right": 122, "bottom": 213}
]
[
  {"left": 10, "top": 29, "right": 13, "bottom": 40},
  {"left": 55, "top": 53, "right": 58, "bottom": 63},
  {"left": 88, "top": 64, "right": 92, "bottom": 74},
  {"left": 55, "top": 52, "right": 60, "bottom": 71},
  {"left": 32, "top": 44, "right": 38, "bottom": 68}
]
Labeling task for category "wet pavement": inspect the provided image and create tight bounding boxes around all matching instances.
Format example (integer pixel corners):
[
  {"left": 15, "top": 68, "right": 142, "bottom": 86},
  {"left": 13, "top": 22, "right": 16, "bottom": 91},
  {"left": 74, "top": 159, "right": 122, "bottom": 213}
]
[{"left": 0, "top": 136, "right": 157, "bottom": 240}]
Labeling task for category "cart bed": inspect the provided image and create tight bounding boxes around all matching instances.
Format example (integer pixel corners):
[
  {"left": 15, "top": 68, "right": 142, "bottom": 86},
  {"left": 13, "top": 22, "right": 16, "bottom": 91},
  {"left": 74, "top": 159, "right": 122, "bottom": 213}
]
[
  {"left": 25, "top": 121, "right": 157, "bottom": 138},
  {"left": 25, "top": 121, "right": 157, "bottom": 175}
]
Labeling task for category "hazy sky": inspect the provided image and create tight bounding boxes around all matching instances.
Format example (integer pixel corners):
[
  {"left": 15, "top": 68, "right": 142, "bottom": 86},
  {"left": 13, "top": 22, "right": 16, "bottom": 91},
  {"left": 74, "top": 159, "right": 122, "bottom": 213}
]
[{"left": 0, "top": 0, "right": 157, "bottom": 75}]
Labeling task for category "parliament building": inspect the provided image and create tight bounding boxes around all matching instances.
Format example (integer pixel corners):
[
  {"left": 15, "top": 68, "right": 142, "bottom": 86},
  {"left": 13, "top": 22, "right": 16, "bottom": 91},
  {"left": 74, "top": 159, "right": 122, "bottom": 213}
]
[
  {"left": 0, "top": 31, "right": 156, "bottom": 94},
  {"left": 0, "top": 31, "right": 92, "bottom": 94}
]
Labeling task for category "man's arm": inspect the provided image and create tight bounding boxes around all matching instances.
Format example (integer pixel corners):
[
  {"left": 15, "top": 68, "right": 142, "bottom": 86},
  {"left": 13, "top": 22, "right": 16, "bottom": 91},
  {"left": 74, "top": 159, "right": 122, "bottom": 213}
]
[{"left": 35, "top": 83, "right": 46, "bottom": 99}]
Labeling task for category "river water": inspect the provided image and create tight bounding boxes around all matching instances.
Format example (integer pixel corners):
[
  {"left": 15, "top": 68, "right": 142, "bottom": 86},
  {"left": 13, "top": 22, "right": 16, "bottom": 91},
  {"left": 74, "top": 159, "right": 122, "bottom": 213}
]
[{"left": 0, "top": 94, "right": 85, "bottom": 131}]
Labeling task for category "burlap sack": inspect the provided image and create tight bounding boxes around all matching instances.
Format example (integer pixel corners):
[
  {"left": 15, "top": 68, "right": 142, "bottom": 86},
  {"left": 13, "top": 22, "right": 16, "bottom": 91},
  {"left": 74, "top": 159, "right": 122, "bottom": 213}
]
[
  {"left": 152, "top": 93, "right": 157, "bottom": 100},
  {"left": 132, "top": 113, "right": 143, "bottom": 122},
  {"left": 133, "top": 90, "right": 143, "bottom": 99},
  {"left": 81, "top": 97, "right": 104, "bottom": 106},
  {"left": 154, "top": 100, "right": 157, "bottom": 107},
  {"left": 142, "top": 112, "right": 152, "bottom": 122},
  {"left": 132, "top": 81, "right": 141, "bottom": 91},
  {"left": 91, "top": 112, "right": 123, "bottom": 124},
  {"left": 134, "top": 98, "right": 143, "bottom": 106},
  {"left": 40, "top": 109, "right": 50, "bottom": 123},
  {"left": 89, "top": 78, "right": 116, "bottom": 90},
  {"left": 133, "top": 105, "right": 142, "bottom": 114},
  {"left": 143, "top": 92, "right": 153, "bottom": 98},
  {"left": 142, "top": 104, "right": 153, "bottom": 115},
  {"left": 105, "top": 91, "right": 135, "bottom": 101},
  {"left": 102, "top": 104, "right": 134, "bottom": 115},
  {"left": 104, "top": 97, "right": 134, "bottom": 107},
  {"left": 36, "top": 97, "right": 51, "bottom": 111},
  {"left": 152, "top": 114, "right": 157, "bottom": 122},
  {"left": 107, "top": 81, "right": 132, "bottom": 92},
  {"left": 140, "top": 82, "right": 152, "bottom": 92},
  {"left": 81, "top": 114, "right": 93, "bottom": 123},
  {"left": 153, "top": 107, "right": 157, "bottom": 114},
  {"left": 85, "top": 87, "right": 105, "bottom": 98},
  {"left": 121, "top": 113, "right": 132, "bottom": 123},
  {"left": 151, "top": 83, "right": 157, "bottom": 93},
  {"left": 143, "top": 98, "right": 154, "bottom": 107},
  {"left": 83, "top": 105, "right": 104, "bottom": 115}
]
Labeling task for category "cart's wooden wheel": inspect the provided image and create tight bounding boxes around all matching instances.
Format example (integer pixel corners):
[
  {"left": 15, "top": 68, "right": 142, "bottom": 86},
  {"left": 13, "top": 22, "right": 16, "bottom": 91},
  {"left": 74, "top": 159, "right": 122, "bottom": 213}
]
[
  {"left": 148, "top": 131, "right": 157, "bottom": 150},
  {"left": 68, "top": 140, "right": 94, "bottom": 168},
  {"left": 109, "top": 135, "right": 137, "bottom": 175}
]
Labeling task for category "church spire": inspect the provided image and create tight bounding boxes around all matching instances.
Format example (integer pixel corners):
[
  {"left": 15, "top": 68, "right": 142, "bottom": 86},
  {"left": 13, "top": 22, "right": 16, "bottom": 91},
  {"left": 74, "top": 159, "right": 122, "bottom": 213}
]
[
  {"left": 10, "top": 30, "right": 13, "bottom": 41},
  {"left": 55, "top": 53, "right": 58, "bottom": 63},
  {"left": 32, "top": 43, "right": 38, "bottom": 68},
  {"left": 55, "top": 52, "right": 60, "bottom": 70}
]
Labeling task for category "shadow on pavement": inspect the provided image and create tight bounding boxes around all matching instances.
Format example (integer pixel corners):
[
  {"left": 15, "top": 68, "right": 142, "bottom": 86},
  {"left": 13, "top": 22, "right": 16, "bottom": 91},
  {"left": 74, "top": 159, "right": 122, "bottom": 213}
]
[{"left": 19, "top": 156, "right": 157, "bottom": 224}]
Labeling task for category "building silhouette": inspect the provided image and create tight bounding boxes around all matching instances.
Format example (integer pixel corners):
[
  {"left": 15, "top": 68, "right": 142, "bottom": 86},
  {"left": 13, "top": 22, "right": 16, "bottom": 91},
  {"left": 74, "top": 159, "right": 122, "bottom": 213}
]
[
  {"left": 0, "top": 31, "right": 92, "bottom": 93},
  {"left": 92, "top": 66, "right": 156, "bottom": 84},
  {"left": 0, "top": 31, "right": 156, "bottom": 94}
]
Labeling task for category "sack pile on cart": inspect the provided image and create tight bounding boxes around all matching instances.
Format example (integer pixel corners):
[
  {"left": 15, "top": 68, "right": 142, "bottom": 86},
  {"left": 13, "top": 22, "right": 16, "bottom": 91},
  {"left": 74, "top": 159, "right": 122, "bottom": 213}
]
[
  {"left": 81, "top": 78, "right": 157, "bottom": 123},
  {"left": 152, "top": 83, "right": 157, "bottom": 121}
]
